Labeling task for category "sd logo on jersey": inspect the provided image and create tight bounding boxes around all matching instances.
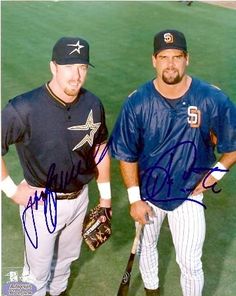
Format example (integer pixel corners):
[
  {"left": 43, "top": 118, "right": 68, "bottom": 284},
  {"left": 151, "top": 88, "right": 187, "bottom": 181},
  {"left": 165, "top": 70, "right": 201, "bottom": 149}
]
[{"left": 187, "top": 106, "right": 201, "bottom": 128}]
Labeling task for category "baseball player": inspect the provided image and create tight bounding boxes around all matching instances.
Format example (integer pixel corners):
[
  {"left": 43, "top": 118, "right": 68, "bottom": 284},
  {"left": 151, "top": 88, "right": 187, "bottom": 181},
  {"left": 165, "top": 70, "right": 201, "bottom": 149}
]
[
  {"left": 1, "top": 37, "right": 111, "bottom": 296},
  {"left": 110, "top": 29, "right": 236, "bottom": 296}
]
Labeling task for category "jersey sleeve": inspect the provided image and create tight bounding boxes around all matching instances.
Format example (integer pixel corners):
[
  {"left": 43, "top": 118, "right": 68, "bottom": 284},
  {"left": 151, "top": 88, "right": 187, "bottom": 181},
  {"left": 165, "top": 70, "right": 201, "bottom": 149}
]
[
  {"left": 211, "top": 94, "right": 236, "bottom": 153},
  {"left": 1, "top": 101, "right": 26, "bottom": 156},
  {"left": 110, "top": 97, "right": 140, "bottom": 162}
]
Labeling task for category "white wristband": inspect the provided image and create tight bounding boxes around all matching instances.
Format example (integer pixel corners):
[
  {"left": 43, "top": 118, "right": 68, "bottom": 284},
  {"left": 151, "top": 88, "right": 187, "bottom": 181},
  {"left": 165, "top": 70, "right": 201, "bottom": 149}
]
[
  {"left": 1, "top": 176, "right": 17, "bottom": 198},
  {"left": 211, "top": 162, "right": 228, "bottom": 181},
  {"left": 127, "top": 186, "right": 141, "bottom": 204},
  {"left": 97, "top": 182, "right": 111, "bottom": 200}
]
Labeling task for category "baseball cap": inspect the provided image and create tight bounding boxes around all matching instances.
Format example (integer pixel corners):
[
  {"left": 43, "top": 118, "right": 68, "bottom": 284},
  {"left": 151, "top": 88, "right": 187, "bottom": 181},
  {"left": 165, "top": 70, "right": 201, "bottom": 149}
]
[
  {"left": 153, "top": 29, "right": 187, "bottom": 55},
  {"left": 51, "top": 37, "right": 94, "bottom": 67}
]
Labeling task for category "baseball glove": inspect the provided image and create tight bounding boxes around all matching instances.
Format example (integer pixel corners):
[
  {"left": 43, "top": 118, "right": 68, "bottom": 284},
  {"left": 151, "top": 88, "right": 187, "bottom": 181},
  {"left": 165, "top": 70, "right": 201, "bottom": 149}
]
[{"left": 82, "top": 204, "right": 112, "bottom": 251}]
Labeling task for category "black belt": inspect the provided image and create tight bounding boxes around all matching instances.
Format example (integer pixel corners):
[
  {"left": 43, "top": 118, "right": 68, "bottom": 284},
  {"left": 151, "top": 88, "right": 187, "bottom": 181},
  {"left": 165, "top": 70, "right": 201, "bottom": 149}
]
[
  {"left": 56, "top": 189, "right": 83, "bottom": 200},
  {"left": 41, "top": 188, "right": 83, "bottom": 200}
]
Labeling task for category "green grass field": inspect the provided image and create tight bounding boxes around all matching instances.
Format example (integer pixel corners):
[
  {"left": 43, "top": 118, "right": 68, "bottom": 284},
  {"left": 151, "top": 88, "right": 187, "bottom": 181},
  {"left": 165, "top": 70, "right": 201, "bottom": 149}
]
[{"left": 1, "top": 1, "right": 236, "bottom": 295}]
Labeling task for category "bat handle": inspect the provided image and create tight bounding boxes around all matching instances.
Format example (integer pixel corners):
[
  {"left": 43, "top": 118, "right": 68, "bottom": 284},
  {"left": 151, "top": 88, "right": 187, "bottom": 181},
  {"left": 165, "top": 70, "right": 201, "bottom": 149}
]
[{"left": 131, "top": 223, "right": 143, "bottom": 254}]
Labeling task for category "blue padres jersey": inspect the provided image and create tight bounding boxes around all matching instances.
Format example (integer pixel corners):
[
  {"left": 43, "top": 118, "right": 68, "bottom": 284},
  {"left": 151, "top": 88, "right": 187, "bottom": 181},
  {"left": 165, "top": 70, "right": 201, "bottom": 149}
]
[
  {"left": 2, "top": 84, "right": 108, "bottom": 193},
  {"left": 110, "top": 77, "right": 236, "bottom": 210}
]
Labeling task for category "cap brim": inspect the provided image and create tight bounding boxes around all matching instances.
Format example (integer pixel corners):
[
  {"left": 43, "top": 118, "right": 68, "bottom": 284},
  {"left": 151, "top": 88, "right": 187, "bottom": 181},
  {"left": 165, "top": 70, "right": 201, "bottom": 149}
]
[
  {"left": 53, "top": 58, "right": 94, "bottom": 68},
  {"left": 154, "top": 46, "right": 187, "bottom": 55}
]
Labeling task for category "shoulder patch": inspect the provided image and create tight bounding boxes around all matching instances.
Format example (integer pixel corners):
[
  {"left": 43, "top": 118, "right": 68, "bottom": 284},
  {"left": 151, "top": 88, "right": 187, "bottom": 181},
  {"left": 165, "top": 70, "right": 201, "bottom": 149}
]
[
  {"left": 211, "top": 84, "right": 221, "bottom": 91},
  {"left": 128, "top": 89, "right": 137, "bottom": 98}
]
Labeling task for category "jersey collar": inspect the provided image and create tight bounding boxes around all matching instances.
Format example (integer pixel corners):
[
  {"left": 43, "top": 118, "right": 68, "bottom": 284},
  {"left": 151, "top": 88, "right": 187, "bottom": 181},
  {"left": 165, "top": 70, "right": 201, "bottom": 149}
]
[{"left": 45, "top": 82, "right": 81, "bottom": 107}]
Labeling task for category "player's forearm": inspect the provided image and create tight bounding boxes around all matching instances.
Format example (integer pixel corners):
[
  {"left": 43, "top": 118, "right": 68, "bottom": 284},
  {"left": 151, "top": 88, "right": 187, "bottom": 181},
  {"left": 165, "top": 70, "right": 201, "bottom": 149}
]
[
  {"left": 94, "top": 143, "right": 111, "bottom": 207},
  {"left": 1, "top": 157, "right": 18, "bottom": 198},
  {"left": 119, "top": 160, "right": 139, "bottom": 188},
  {"left": 120, "top": 160, "right": 142, "bottom": 204},
  {"left": 95, "top": 143, "right": 110, "bottom": 183},
  {"left": 1, "top": 157, "right": 9, "bottom": 180},
  {"left": 217, "top": 151, "right": 236, "bottom": 169},
  {"left": 192, "top": 150, "right": 236, "bottom": 196}
]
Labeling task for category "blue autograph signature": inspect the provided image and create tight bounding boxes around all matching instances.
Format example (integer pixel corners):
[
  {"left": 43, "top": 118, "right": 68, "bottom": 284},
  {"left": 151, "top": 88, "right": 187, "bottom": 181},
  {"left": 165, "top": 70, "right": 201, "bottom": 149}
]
[
  {"left": 141, "top": 140, "right": 228, "bottom": 208},
  {"left": 22, "top": 187, "right": 57, "bottom": 249}
]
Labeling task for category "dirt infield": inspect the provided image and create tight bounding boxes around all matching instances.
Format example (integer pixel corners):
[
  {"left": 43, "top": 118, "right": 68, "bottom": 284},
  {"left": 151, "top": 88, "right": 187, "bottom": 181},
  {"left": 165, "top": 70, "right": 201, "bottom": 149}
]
[{"left": 203, "top": 1, "right": 236, "bottom": 9}]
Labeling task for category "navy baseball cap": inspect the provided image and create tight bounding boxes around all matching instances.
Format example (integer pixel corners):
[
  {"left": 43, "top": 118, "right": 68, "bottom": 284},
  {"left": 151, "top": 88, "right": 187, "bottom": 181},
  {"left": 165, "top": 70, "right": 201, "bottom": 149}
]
[
  {"left": 153, "top": 29, "right": 187, "bottom": 55},
  {"left": 52, "top": 37, "right": 94, "bottom": 67}
]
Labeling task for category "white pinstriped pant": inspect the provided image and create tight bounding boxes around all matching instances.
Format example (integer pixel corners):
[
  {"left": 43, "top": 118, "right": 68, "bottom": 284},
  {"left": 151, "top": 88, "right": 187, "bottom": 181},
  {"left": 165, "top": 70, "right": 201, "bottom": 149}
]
[{"left": 137, "top": 194, "right": 205, "bottom": 296}]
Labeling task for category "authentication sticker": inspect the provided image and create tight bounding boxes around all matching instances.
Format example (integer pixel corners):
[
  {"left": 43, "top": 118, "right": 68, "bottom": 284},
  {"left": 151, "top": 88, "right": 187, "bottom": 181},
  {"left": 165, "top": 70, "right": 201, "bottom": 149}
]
[
  {"left": 2, "top": 268, "right": 37, "bottom": 296},
  {"left": 2, "top": 281, "right": 37, "bottom": 296}
]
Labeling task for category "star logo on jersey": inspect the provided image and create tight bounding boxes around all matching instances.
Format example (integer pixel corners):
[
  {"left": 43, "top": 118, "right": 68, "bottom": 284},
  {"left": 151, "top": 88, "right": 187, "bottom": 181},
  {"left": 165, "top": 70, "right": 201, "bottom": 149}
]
[
  {"left": 68, "top": 110, "right": 101, "bottom": 151},
  {"left": 67, "top": 40, "right": 85, "bottom": 55}
]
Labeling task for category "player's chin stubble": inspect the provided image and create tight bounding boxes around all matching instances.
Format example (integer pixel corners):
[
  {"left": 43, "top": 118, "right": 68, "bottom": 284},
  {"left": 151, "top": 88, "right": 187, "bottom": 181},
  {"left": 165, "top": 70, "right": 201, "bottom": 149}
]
[
  {"left": 162, "top": 70, "right": 184, "bottom": 85},
  {"left": 64, "top": 87, "right": 80, "bottom": 97}
]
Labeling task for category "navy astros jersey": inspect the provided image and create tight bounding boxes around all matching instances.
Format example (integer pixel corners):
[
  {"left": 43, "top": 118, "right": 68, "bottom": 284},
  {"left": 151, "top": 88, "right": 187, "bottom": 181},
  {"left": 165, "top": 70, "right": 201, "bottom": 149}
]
[
  {"left": 111, "top": 77, "right": 236, "bottom": 210},
  {"left": 2, "top": 84, "right": 108, "bottom": 193}
]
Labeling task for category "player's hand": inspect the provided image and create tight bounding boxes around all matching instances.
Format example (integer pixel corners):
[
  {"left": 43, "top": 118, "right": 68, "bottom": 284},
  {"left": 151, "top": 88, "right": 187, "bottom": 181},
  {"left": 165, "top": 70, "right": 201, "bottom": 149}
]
[
  {"left": 99, "top": 198, "right": 112, "bottom": 216},
  {"left": 99, "top": 198, "right": 111, "bottom": 208},
  {"left": 11, "top": 180, "right": 44, "bottom": 207},
  {"left": 191, "top": 174, "right": 218, "bottom": 196},
  {"left": 130, "top": 200, "right": 155, "bottom": 225}
]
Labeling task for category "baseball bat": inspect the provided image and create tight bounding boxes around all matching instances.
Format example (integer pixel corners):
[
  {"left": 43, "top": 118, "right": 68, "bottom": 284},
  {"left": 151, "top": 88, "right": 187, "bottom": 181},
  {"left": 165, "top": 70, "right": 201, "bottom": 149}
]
[{"left": 117, "top": 223, "right": 143, "bottom": 296}]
